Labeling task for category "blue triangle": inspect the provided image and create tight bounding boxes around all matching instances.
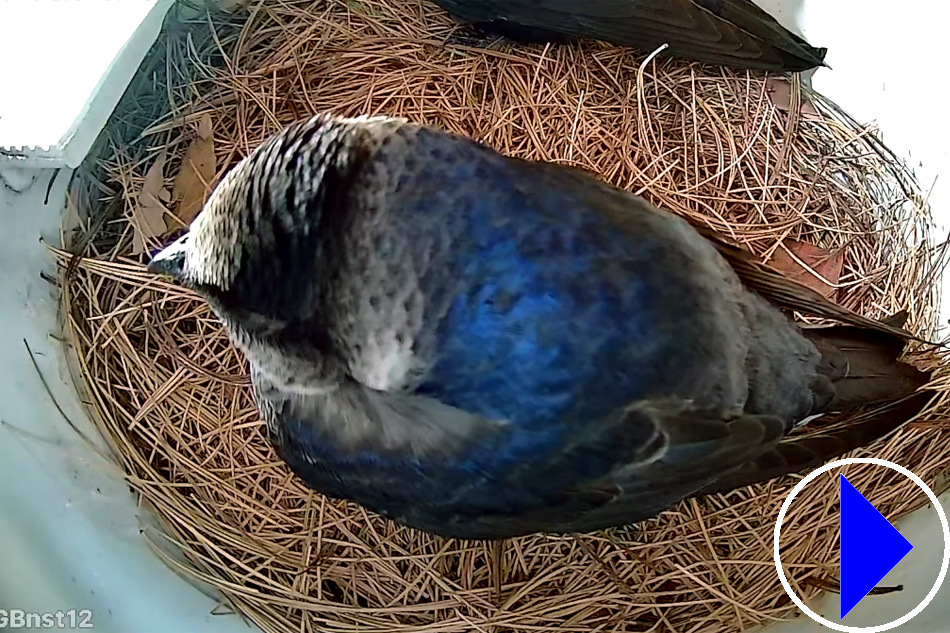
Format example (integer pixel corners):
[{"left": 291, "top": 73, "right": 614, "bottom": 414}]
[{"left": 840, "top": 474, "right": 913, "bottom": 619}]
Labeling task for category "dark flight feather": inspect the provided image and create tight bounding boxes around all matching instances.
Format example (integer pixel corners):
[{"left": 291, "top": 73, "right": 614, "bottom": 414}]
[
  {"left": 433, "top": 0, "right": 827, "bottom": 71},
  {"left": 696, "top": 392, "right": 933, "bottom": 496}
]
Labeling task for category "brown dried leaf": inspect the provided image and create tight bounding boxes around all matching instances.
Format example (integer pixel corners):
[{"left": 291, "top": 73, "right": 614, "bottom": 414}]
[
  {"left": 172, "top": 113, "right": 217, "bottom": 225},
  {"left": 140, "top": 151, "right": 168, "bottom": 203},
  {"left": 65, "top": 185, "right": 83, "bottom": 232},
  {"left": 766, "top": 77, "right": 819, "bottom": 117},
  {"left": 132, "top": 152, "right": 171, "bottom": 255},
  {"left": 770, "top": 240, "right": 845, "bottom": 299}
]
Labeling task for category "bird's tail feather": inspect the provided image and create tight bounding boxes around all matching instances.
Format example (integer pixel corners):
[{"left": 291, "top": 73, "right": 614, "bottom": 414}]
[
  {"left": 802, "top": 313, "right": 929, "bottom": 411},
  {"left": 696, "top": 391, "right": 932, "bottom": 496},
  {"left": 696, "top": 312, "right": 932, "bottom": 496},
  {"left": 704, "top": 0, "right": 828, "bottom": 67}
]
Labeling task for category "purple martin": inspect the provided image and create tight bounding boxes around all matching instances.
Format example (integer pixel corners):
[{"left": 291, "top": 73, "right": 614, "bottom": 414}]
[{"left": 148, "top": 114, "right": 927, "bottom": 539}]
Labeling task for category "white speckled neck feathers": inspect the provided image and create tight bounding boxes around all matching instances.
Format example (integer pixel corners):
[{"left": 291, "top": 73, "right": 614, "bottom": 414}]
[
  {"left": 187, "top": 115, "right": 425, "bottom": 396},
  {"left": 186, "top": 114, "right": 404, "bottom": 292}
]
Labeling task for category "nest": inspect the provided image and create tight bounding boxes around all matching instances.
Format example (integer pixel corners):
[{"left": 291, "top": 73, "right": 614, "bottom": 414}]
[{"left": 58, "top": 1, "right": 950, "bottom": 632}]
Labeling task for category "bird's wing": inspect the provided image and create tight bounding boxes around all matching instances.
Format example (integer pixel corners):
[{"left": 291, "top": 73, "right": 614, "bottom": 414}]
[
  {"left": 441, "top": 0, "right": 825, "bottom": 71},
  {"left": 268, "top": 380, "right": 785, "bottom": 538},
  {"left": 531, "top": 157, "right": 919, "bottom": 343},
  {"left": 446, "top": 399, "right": 786, "bottom": 538},
  {"left": 695, "top": 391, "right": 934, "bottom": 496},
  {"left": 691, "top": 224, "right": 921, "bottom": 342}
]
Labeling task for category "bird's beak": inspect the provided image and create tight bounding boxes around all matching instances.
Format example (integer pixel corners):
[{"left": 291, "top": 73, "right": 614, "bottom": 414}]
[{"left": 147, "top": 234, "right": 188, "bottom": 280}]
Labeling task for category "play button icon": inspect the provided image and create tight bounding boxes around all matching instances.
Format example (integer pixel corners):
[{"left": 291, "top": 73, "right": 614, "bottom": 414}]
[
  {"left": 774, "top": 457, "right": 950, "bottom": 633},
  {"left": 840, "top": 474, "right": 914, "bottom": 619}
]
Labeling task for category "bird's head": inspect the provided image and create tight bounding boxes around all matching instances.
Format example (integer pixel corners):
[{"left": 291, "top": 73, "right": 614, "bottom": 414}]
[
  {"left": 146, "top": 154, "right": 252, "bottom": 296},
  {"left": 147, "top": 114, "right": 362, "bottom": 326}
]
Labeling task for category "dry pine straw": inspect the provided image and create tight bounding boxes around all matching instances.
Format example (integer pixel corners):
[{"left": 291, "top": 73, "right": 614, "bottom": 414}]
[{"left": 57, "top": 1, "right": 950, "bottom": 632}]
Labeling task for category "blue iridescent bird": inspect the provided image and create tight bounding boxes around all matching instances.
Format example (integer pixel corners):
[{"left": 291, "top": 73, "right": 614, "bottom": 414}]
[{"left": 148, "top": 114, "right": 929, "bottom": 539}]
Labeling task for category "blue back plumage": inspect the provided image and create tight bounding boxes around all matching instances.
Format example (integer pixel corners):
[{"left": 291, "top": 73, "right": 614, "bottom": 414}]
[
  {"left": 409, "top": 157, "right": 687, "bottom": 431},
  {"left": 264, "top": 135, "right": 743, "bottom": 527},
  {"left": 273, "top": 155, "right": 697, "bottom": 519}
]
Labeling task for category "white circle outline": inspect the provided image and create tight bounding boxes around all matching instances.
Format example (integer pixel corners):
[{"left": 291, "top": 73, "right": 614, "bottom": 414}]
[{"left": 773, "top": 457, "right": 950, "bottom": 633}]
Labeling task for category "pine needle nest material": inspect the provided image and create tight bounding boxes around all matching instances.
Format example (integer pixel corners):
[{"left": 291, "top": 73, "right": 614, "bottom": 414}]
[{"left": 58, "top": 1, "right": 950, "bottom": 632}]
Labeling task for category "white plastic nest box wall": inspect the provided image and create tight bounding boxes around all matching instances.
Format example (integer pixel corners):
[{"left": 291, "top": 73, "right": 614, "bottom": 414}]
[{"left": 0, "top": 0, "right": 173, "bottom": 171}]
